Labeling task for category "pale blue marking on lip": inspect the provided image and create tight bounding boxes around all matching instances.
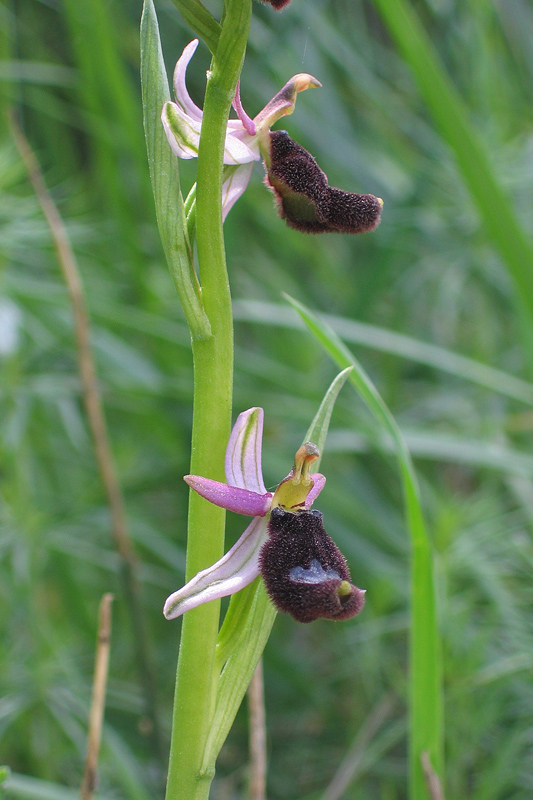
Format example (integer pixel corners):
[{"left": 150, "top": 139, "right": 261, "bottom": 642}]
[{"left": 289, "top": 559, "right": 340, "bottom": 584}]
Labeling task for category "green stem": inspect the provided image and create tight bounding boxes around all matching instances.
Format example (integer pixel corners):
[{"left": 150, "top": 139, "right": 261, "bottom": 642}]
[{"left": 164, "top": 2, "right": 252, "bottom": 799}]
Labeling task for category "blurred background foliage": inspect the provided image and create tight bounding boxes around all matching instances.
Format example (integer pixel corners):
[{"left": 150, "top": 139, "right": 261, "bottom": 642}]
[{"left": 1, "top": 0, "right": 533, "bottom": 798}]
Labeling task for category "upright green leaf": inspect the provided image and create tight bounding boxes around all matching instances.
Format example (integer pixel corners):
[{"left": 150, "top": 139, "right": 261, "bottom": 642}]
[
  {"left": 140, "top": 0, "right": 211, "bottom": 340},
  {"left": 304, "top": 366, "right": 352, "bottom": 472},
  {"left": 286, "top": 294, "right": 443, "bottom": 800}
]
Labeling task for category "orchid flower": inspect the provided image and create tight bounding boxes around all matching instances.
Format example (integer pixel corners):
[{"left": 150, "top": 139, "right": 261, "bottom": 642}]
[
  {"left": 162, "top": 39, "right": 321, "bottom": 220},
  {"left": 164, "top": 408, "right": 365, "bottom": 624}
]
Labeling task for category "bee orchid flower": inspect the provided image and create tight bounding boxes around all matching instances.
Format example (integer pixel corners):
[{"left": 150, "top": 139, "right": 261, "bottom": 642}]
[
  {"left": 162, "top": 39, "right": 321, "bottom": 220},
  {"left": 164, "top": 408, "right": 366, "bottom": 624},
  {"left": 162, "top": 40, "right": 383, "bottom": 232}
]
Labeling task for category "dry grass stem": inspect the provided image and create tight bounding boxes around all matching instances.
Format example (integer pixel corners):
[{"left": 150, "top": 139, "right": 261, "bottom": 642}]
[
  {"left": 11, "top": 116, "right": 164, "bottom": 763},
  {"left": 321, "top": 694, "right": 395, "bottom": 800},
  {"left": 80, "top": 593, "right": 114, "bottom": 800},
  {"left": 248, "top": 659, "right": 267, "bottom": 800},
  {"left": 421, "top": 751, "right": 445, "bottom": 800},
  {"left": 10, "top": 115, "right": 133, "bottom": 563}
]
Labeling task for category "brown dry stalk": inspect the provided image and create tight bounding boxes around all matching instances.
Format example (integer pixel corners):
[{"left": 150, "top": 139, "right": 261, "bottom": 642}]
[
  {"left": 10, "top": 115, "right": 132, "bottom": 562},
  {"left": 421, "top": 751, "right": 445, "bottom": 800},
  {"left": 11, "top": 116, "right": 163, "bottom": 762},
  {"left": 81, "top": 593, "right": 114, "bottom": 800},
  {"left": 321, "top": 694, "right": 395, "bottom": 800},
  {"left": 248, "top": 659, "right": 267, "bottom": 800}
]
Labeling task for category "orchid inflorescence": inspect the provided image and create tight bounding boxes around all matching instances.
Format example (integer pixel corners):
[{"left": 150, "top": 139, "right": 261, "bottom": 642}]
[
  {"left": 162, "top": 40, "right": 383, "bottom": 233},
  {"left": 164, "top": 408, "right": 365, "bottom": 624}
]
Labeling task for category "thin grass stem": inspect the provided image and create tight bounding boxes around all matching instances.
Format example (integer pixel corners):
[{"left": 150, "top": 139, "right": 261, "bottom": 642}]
[
  {"left": 81, "top": 594, "right": 114, "bottom": 800},
  {"left": 11, "top": 117, "right": 164, "bottom": 767},
  {"left": 247, "top": 660, "right": 267, "bottom": 800}
]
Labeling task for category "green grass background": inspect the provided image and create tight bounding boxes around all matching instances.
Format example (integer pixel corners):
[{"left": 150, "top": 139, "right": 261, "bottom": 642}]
[{"left": 1, "top": 0, "right": 533, "bottom": 798}]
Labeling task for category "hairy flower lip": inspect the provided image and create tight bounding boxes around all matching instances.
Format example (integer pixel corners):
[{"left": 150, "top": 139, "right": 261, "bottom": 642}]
[
  {"left": 264, "top": 130, "right": 383, "bottom": 234},
  {"left": 258, "top": 0, "right": 293, "bottom": 10},
  {"left": 260, "top": 507, "right": 366, "bottom": 623}
]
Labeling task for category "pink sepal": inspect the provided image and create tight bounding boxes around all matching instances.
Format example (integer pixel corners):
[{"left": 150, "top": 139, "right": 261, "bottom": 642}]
[
  {"left": 225, "top": 408, "right": 267, "bottom": 494},
  {"left": 305, "top": 473, "right": 326, "bottom": 508},
  {"left": 184, "top": 474, "right": 272, "bottom": 516},
  {"left": 163, "top": 516, "right": 268, "bottom": 619}
]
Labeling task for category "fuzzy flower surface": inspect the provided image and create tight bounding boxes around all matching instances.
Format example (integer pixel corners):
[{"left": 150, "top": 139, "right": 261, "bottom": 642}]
[
  {"left": 264, "top": 130, "right": 383, "bottom": 234},
  {"left": 164, "top": 408, "right": 365, "bottom": 624},
  {"left": 161, "top": 39, "right": 320, "bottom": 219}
]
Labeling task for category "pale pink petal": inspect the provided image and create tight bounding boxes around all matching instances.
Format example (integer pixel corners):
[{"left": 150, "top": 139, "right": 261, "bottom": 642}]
[
  {"left": 161, "top": 101, "right": 200, "bottom": 159},
  {"left": 305, "top": 473, "right": 326, "bottom": 508},
  {"left": 232, "top": 80, "right": 256, "bottom": 136},
  {"left": 184, "top": 474, "right": 272, "bottom": 516},
  {"left": 226, "top": 119, "right": 253, "bottom": 132},
  {"left": 225, "top": 408, "right": 267, "bottom": 494},
  {"left": 173, "top": 39, "right": 204, "bottom": 122},
  {"left": 222, "top": 163, "right": 254, "bottom": 220},
  {"left": 222, "top": 131, "right": 258, "bottom": 165},
  {"left": 163, "top": 101, "right": 257, "bottom": 165},
  {"left": 163, "top": 516, "right": 268, "bottom": 619}
]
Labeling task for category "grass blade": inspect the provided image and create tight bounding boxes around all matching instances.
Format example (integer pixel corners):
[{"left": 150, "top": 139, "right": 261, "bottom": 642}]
[
  {"left": 61, "top": 0, "right": 151, "bottom": 228},
  {"left": 0, "top": 773, "right": 109, "bottom": 800},
  {"left": 327, "top": 428, "right": 533, "bottom": 479},
  {"left": 371, "top": 0, "right": 533, "bottom": 344},
  {"left": 285, "top": 294, "right": 443, "bottom": 800},
  {"left": 233, "top": 300, "right": 533, "bottom": 407}
]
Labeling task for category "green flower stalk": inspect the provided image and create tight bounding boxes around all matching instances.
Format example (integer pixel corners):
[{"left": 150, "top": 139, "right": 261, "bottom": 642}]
[{"left": 159, "top": 1, "right": 253, "bottom": 798}]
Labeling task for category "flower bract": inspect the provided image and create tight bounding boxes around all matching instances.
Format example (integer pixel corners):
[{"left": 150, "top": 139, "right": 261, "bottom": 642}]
[{"left": 163, "top": 408, "right": 365, "bottom": 624}]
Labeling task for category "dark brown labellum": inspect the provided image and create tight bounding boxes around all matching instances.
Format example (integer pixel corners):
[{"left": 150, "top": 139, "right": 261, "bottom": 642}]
[
  {"left": 259, "top": 507, "right": 366, "bottom": 623},
  {"left": 264, "top": 130, "right": 383, "bottom": 234},
  {"left": 257, "top": 0, "right": 292, "bottom": 8}
]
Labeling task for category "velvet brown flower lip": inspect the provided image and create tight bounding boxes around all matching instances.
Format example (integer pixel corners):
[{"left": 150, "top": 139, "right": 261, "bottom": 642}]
[
  {"left": 264, "top": 130, "right": 383, "bottom": 234},
  {"left": 261, "top": 508, "right": 365, "bottom": 623},
  {"left": 257, "top": 0, "right": 292, "bottom": 9},
  {"left": 163, "top": 408, "right": 365, "bottom": 624}
]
